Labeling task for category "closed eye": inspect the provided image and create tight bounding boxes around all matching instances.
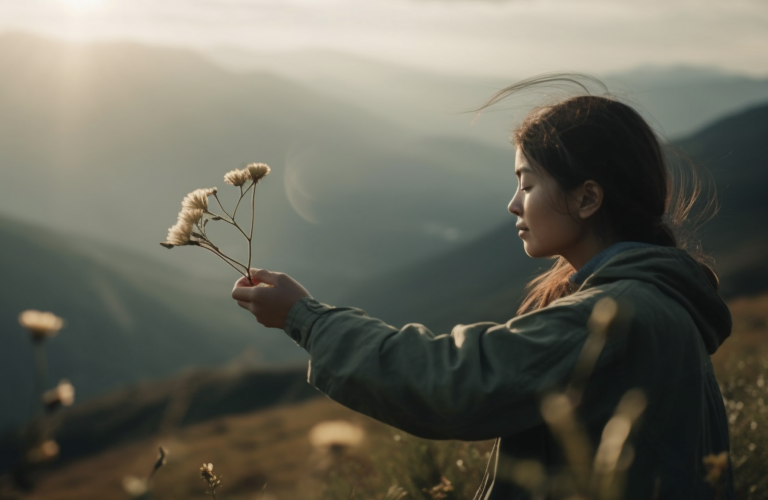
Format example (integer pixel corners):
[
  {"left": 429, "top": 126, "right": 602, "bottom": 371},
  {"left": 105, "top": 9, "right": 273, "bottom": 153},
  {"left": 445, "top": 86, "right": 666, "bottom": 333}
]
[{"left": 520, "top": 186, "right": 532, "bottom": 192}]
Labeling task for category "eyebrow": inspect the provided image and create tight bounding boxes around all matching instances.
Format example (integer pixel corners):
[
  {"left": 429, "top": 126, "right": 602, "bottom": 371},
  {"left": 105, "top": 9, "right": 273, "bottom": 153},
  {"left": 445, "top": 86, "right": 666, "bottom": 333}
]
[{"left": 515, "top": 166, "right": 533, "bottom": 176}]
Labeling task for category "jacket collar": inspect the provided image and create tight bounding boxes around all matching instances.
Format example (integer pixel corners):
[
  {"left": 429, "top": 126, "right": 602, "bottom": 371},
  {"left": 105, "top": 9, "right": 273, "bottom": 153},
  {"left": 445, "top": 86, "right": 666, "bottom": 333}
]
[{"left": 570, "top": 241, "right": 657, "bottom": 285}]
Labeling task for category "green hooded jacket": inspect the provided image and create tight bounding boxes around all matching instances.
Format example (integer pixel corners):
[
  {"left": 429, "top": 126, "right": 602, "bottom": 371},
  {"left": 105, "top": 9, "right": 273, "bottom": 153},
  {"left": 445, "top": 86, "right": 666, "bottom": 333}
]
[{"left": 283, "top": 246, "right": 733, "bottom": 499}]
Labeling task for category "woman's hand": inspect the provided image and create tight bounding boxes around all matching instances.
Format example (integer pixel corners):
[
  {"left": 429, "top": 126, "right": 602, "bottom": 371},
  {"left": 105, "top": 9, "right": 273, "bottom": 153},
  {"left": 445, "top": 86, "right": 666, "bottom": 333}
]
[{"left": 231, "top": 269, "right": 311, "bottom": 329}]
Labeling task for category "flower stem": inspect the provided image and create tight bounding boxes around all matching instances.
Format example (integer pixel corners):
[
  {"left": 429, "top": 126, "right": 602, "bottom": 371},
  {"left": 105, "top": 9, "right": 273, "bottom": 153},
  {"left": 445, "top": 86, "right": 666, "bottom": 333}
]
[
  {"left": 232, "top": 182, "right": 254, "bottom": 221},
  {"left": 198, "top": 242, "right": 249, "bottom": 275},
  {"left": 30, "top": 342, "right": 47, "bottom": 420},
  {"left": 247, "top": 182, "right": 256, "bottom": 277},
  {"left": 203, "top": 210, "right": 250, "bottom": 240},
  {"left": 213, "top": 193, "right": 234, "bottom": 220}
]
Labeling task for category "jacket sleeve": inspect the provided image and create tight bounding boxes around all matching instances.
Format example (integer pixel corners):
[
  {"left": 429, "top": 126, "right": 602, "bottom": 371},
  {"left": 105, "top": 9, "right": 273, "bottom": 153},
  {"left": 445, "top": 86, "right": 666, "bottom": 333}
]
[{"left": 284, "top": 296, "right": 594, "bottom": 440}]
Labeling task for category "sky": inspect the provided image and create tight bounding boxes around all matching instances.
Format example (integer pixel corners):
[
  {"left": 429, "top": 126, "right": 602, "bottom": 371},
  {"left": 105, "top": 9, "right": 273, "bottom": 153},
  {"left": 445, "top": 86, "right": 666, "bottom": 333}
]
[{"left": 0, "top": 0, "right": 767, "bottom": 78}]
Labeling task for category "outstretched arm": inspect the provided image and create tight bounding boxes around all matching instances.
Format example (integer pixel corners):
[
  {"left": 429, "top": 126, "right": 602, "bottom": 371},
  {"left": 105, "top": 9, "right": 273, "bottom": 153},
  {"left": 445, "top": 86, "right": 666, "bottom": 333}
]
[{"left": 232, "top": 269, "right": 597, "bottom": 441}]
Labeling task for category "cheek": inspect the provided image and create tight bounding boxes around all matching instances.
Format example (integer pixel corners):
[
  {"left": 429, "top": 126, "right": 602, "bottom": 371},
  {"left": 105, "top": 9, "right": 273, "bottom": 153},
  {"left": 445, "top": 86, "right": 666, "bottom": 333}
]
[{"left": 524, "top": 194, "right": 581, "bottom": 254}]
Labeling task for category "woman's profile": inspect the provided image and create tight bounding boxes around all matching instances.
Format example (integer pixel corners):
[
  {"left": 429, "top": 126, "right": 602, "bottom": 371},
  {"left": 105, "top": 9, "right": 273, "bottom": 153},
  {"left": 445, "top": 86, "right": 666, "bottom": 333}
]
[{"left": 231, "top": 76, "right": 733, "bottom": 500}]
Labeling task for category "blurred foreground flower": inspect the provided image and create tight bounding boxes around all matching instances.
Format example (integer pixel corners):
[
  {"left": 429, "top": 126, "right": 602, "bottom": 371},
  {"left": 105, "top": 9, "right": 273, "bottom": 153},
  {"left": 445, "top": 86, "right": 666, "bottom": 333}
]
[
  {"left": 25, "top": 440, "right": 59, "bottom": 464},
  {"left": 422, "top": 476, "right": 454, "bottom": 500},
  {"left": 200, "top": 462, "right": 222, "bottom": 499},
  {"left": 309, "top": 420, "right": 365, "bottom": 451},
  {"left": 384, "top": 485, "right": 408, "bottom": 500},
  {"left": 19, "top": 310, "right": 64, "bottom": 340},
  {"left": 161, "top": 163, "right": 271, "bottom": 285},
  {"left": 703, "top": 451, "right": 729, "bottom": 498},
  {"left": 42, "top": 379, "right": 75, "bottom": 412},
  {"left": 122, "top": 475, "right": 149, "bottom": 498}
]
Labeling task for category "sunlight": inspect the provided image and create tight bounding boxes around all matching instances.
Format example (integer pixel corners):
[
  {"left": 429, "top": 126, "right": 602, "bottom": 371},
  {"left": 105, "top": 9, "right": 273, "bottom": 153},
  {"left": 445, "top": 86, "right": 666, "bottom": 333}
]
[{"left": 57, "top": 0, "right": 106, "bottom": 12}]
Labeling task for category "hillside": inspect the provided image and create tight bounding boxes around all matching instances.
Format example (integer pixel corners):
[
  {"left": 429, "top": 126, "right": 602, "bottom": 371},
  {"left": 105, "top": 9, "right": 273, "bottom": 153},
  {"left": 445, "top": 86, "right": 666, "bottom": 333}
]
[
  {"left": 337, "top": 102, "right": 768, "bottom": 332},
  {"left": 5, "top": 34, "right": 768, "bottom": 302},
  {"left": 0, "top": 214, "right": 310, "bottom": 431},
  {"left": 0, "top": 32, "right": 514, "bottom": 297},
  {"left": 2, "top": 294, "right": 765, "bottom": 500},
  {"left": 0, "top": 365, "right": 317, "bottom": 472}
]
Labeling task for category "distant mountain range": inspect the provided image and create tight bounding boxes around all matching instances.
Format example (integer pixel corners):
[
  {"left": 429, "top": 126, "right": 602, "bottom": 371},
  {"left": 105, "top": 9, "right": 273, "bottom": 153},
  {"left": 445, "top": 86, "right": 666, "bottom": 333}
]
[
  {"left": 207, "top": 47, "right": 768, "bottom": 144},
  {"left": 0, "top": 214, "right": 309, "bottom": 431},
  {"left": 2, "top": 32, "right": 767, "bottom": 431},
  {"left": 3, "top": 32, "right": 768, "bottom": 299},
  {"left": 0, "top": 32, "right": 515, "bottom": 295}
]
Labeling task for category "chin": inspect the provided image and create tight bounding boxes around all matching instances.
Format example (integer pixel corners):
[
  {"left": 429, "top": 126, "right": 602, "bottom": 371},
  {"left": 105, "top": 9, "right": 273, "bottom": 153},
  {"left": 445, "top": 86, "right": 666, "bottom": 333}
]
[
  {"left": 522, "top": 241, "right": 556, "bottom": 259},
  {"left": 522, "top": 242, "right": 541, "bottom": 258}
]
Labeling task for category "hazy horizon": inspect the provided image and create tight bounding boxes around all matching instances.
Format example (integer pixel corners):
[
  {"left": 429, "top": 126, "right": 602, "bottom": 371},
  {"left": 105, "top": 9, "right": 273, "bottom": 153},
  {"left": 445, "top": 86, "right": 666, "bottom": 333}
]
[{"left": 1, "top": 0, "right": 767, "bottom": 80}]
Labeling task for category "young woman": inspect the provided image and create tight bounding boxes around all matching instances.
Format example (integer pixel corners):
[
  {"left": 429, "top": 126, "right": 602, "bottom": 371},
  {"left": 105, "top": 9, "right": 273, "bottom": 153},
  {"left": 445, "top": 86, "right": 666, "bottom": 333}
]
[{"left": 231, "top": 84, "right": 733, "bottom": 499}]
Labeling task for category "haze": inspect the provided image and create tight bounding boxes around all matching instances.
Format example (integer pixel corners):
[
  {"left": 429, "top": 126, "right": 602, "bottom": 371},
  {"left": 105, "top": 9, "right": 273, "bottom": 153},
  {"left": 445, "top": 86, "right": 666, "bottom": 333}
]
[{"left": 1, "top": 0, "right": 767, "bottom": 78}]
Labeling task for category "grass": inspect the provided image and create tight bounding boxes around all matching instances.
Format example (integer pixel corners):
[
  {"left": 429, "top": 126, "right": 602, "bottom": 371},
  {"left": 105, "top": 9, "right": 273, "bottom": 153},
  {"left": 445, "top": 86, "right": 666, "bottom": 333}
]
[{"left": 3, "top": 294, "right": 766, "bottom": 500}]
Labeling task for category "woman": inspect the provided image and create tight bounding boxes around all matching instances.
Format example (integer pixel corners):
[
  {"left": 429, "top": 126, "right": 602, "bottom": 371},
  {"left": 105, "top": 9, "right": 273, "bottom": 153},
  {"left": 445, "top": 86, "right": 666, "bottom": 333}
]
[{"left": 231, "top": 84, "right": 733, "bottom": 499}]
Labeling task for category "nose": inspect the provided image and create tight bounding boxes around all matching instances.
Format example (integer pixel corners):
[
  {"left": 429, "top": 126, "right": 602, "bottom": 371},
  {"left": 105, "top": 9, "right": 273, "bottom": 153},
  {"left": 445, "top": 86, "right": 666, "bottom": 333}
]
[{"left": 508, "top": 192, "right": 522, "bottom": 216}]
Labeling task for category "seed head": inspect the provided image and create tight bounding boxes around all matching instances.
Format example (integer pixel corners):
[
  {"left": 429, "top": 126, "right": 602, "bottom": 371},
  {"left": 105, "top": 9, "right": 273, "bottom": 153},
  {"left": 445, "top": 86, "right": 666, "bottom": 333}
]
[
  {"left": 200, "top": 462, "right": 214, "bottom": 479},
  {"left": 223, "top": 168, "right": 252, "bottom": 187},
  {"left": 200, "top": 462, "right": 222, "bottom": 493},
  {"left": 309, "top": 420, "right": 364, "bottom": 450},
  {"left": 26, "top": 440, "right": 60, "bottom": 463},
  {"left": 703, "top": 451, "right": 729, "bottom": 486},
  {"left": 122, "top": 475, "right": 149, "bottom": 498},
  {"left": 182, "top": 188, "right": 217, "bottom": 211},
  {"left": 162, "top": 209, "right": 203, "bottom": 247},
  {"left": 246, "top": 163, "right": 271, "bottom": 182},
  {"left": 43, "top": 379, "right": 75, "bottom": 411},
  {"left": 19, "top": 310, "right": 64, "bottom": 340}
]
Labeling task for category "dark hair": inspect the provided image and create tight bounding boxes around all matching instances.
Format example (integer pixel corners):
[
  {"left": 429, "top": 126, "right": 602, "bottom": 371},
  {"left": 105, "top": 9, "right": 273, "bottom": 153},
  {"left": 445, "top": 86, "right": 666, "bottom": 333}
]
[{"left": 477, "top": 75, "right": 719, "bottom": 314}]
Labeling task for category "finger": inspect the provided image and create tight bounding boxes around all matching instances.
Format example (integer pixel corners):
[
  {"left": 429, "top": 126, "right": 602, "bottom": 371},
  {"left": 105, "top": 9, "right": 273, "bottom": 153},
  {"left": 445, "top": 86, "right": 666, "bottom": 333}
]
[
  {"left": 232, "top": 286, "right": 255, "bottom": 302},
  {"left": 236, "top": 300, "right": 250, "bottom": 310},
  {"left": 233, "top": 276, "right": 254, "bottom": 289},
  {"left": 249, "top": 268, "right": 282, "bottom": 287}
]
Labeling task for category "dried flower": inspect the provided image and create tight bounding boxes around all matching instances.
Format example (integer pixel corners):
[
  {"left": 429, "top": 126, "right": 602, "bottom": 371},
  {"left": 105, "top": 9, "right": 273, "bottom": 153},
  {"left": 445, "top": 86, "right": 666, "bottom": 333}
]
[
  {"left": 385, "top": 485, "right": 408, "bottom": 500},
  {"left": 164, "top": 221, "right": 192, "bottom": 246},
  {"left": 26, "top": 440, "right": 59, "bottom": 463},
  {"left": 122, "top": 475, "right": 149, "bottom": 498},
  {"left": 162, "top": 209, "right": 203, "bottom": 247},
  {"left": 161, "top": 163, "right": 271, "bottom": 283},
  {"left": 200, "top": 462, "right": 214, "bottom": 479},
  {"left": 703, "top": 451, "right": 729, "bottom": 488},
  {"left": 422, "top": 476, "right": 454, "bottom": 500},
  {"left": 246, "top": 163, "right": 270, "bottom": 182},
  {"left": 42, "top": 379, "right": 75, "bottom": 411},
  {"left": 223, "top": 168, "right": 251, "bottom": 187},
  {"left": 309, "top": 420, "right": 364, "bottom": 450},
  {"left": 200, "top": 462, "right": 222, "bottom": 498},
  {"left": 182, "top": 188, "right": 217, "bottom": 211},
  {"left": 19, "top": 310, "right": 64, "bottom": 340},
  {"left": 179, "top": 208, "right": 204, "bottom": 225}
]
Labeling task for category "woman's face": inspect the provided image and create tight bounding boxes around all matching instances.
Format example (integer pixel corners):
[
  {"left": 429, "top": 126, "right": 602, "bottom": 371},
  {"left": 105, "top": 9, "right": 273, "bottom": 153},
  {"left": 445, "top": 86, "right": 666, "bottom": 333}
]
[{"left": 508, "top": 148, "right": 585, "bottom": 259}]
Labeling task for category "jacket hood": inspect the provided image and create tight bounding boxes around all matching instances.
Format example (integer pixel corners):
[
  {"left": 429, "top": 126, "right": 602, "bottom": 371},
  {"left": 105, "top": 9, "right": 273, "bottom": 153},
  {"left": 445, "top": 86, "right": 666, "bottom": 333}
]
[{"left": 580, "top": 246, "right": 732, "bottom": 354}]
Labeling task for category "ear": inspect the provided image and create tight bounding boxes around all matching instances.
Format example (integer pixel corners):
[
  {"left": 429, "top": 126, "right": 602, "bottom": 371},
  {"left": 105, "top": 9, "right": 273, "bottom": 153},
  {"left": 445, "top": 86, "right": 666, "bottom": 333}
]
[{"left": 575, "top": 180, "right": 604, "bottom": 220}]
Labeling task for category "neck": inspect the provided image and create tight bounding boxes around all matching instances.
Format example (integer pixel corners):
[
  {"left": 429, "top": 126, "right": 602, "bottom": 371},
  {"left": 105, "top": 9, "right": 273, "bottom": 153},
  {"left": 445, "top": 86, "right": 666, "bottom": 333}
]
[{"left": 562, "top": 235, "right": 617, "bottom": 272}]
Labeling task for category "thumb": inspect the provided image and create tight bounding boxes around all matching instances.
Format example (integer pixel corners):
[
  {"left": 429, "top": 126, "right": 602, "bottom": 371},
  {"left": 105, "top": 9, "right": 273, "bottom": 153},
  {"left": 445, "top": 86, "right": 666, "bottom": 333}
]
[{"left": 249, "top": 268, "right": 281, "bottom": 286}]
